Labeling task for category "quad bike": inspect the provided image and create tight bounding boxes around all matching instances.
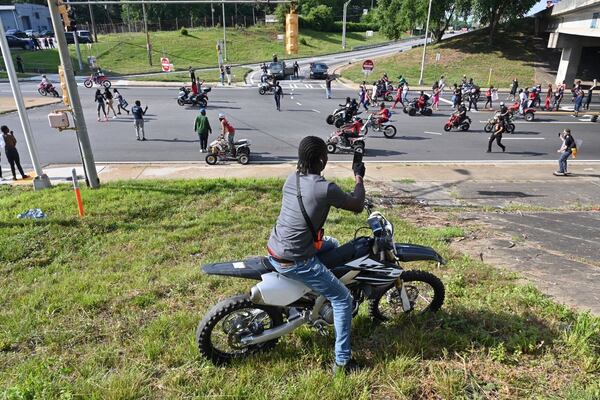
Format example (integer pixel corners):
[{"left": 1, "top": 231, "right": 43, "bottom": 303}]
[{"left": 205, "top": 136, "right": 252, "bottom": 165}]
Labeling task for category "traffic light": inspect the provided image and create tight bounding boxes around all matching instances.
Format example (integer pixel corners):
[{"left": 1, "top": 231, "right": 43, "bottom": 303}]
[
  {"left": 58, "top": 65, "right": 70, "bottom": 107},
  {"left": 57, "top": 0, "right": 71, "bottom": 29}
]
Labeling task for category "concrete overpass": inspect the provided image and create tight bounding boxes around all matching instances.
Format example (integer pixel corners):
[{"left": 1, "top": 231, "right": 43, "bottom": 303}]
[{"left": 546, "top": 0, "right": 600, "bottom": 84}]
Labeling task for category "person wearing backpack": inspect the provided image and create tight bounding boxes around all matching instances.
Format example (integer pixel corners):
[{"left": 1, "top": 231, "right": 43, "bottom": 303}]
[{"left": 554, "top": 129, "right": 577, "bottom": 176}]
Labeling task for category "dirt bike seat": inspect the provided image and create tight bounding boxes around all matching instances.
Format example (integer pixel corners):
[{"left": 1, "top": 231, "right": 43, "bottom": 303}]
[{"left": 234, "top": 140, "right": 248, "bottom": 145}]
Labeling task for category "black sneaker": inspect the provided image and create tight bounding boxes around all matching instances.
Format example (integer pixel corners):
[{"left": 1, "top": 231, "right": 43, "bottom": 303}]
[{"left": 332, "top": 358, "right": 362, "bottom": 375}]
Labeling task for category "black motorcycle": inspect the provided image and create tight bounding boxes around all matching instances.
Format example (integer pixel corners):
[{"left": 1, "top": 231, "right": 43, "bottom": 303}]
[{"left": 177, "top": 86, "right": 210, "bottom": 107}]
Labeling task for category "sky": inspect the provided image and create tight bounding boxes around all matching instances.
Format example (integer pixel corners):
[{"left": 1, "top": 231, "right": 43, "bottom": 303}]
[{"left": 528, "top": 0, "right": 552, "bottom": 16}]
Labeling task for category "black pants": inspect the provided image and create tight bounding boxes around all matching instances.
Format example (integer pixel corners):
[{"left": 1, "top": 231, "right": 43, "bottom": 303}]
[
  {"left": 484, "top": 96, "right": 492, "bottom": 109},
  {"left": 16, "top": 63, "right": 24, "bottom": 73},
  {"left": 488, "top": 133, "right": 505, "bottom": 152},
  {"left": 469, "top": 98, "right": 478, "bottom": 111},
  {"left": 199, "top": 132, "right": 208, "bottom": 150},
  {"left": 274, "top": 95, "right": 281, "bottom": 111},
  {"left": 6, "top": 148, "right": 26, "bottom": 178}
]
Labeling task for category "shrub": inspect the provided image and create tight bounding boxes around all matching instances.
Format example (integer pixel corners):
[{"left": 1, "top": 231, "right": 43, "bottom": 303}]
[
  {"left": 180, "top": 27, "right": 189, "bottom": 36},
  {"left": 300, "top": 37, "right": 308, "bottom": 46},
  {"left": 306, "top": 5, "right": 334, "bottom": 31}
]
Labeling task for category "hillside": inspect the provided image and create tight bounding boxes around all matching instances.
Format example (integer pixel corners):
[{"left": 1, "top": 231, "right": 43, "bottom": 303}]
[
  {"left": 5, "top": 26, "right": 388, "bottom": 76},
  {"left": 341, "top": 21, "right": 559, "bottom": 88}
]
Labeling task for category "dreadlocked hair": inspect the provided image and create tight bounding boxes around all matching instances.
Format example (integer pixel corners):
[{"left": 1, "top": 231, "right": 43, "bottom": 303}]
[{"left": 297, "top": 136, "right": 327, "bottom": 175}]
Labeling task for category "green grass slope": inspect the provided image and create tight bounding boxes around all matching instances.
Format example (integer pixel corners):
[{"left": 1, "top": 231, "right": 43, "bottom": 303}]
[
  {"left": 341, "top": 22, "right": 551, "bottom": 88},
  {"left": 1, "top": 180, "right": 598, "bottom": 399},
  {"left": 5, "top": 26, "right": 387, "bottom": 76}
]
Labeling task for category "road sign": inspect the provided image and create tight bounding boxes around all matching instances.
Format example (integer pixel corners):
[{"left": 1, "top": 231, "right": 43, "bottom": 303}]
[
  {"left": 161, "top": 57, "right": 171, "bottom": 72},
  {"left": 362, "top": 59, "right": 374, "bottom": 72}
]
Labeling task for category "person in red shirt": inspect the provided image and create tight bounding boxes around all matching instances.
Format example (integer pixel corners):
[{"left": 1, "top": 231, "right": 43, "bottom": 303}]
[
  {"left": 484, "top": 86, "right": 494, "bottom": 109},
  {"left": 392, "top": 85, "right": 403, "bottom": 109},
  {"left": 376, "top": 103, "right": 391, "bottom": 127},
  {"left": 340, "top": 116, "right": 363, "bottom": 145}
]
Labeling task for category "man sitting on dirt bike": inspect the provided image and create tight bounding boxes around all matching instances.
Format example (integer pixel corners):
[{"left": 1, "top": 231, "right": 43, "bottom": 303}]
[
  {"left": 40, "top": 74, "right": 51, "bottom": 87},
  {"left": 267, "top": 135, "right": 366, "bottom": 374},
  {"left": 340, "top": 116, "right": 363, "bottom": 146},
  {"left": 375, "top": 103, "right": 391, "bottom": 127},
  {"left": 416, "top": 91, "right": 430, "bottom": 112}
]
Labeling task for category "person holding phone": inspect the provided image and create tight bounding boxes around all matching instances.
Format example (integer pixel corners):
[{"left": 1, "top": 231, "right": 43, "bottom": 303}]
[{"left": 267, "top": 136, "right": 365, "bottom": 374}]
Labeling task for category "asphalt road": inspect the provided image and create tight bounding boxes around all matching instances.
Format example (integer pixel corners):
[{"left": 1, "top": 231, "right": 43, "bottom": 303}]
[{"left": 1, "top": 81, "right": 599, "bottom": 169}]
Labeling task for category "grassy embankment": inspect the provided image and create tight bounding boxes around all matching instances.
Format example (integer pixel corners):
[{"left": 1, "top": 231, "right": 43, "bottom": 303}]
[
  {"left": 5, "top": 26, "right": 387, "bottom": 79},
  {"left": 1, "top": 180, "right": 599, "bottom": 399},
  {"left": 341, "top": 26, "right": 542, "bottom": 88}
]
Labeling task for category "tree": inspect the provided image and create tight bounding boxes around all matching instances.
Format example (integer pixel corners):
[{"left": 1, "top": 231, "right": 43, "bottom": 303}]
[
  {"left": 306, "top": 5, "right": 334, "bottom": 31},
  {"left": 376, "top": 0, "right": 406, "bottom": 40},
  {"left": 472, "top": 0, "right": 537, "bottom": 44}
]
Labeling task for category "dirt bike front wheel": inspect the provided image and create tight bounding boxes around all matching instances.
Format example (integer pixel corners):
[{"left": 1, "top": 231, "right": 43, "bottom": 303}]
[
  {"left": 368, "top": 270, "right": 445, "bottom": 322},
  {"left": 83, "top": 80, "right": 93, "bottom": 88},
  {"left": 196, "top": 294, "right": 284, "bottom": 365}
]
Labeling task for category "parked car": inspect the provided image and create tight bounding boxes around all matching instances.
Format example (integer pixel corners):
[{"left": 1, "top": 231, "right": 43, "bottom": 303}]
[
  {"left": 309, "top": 62, "right": 328, "bottom": 79},
  {"left": 268, "top": 61, "right": 294, "bottom": 79},
  {"left": 38, "top": 29, "right": 54, "bottom": 37},
  {"left": 6, "top": 35, "right": 34, "bottom": 50},
  {"left": 25, "top": 29, "right": 40, "bottom": 38},
  {"left": 6, "top": 29, "right": 29, "bottom": 39},
  {"left": 77, "top": 30, "right": 93, "bottom": 42},
  {"left": 64, "top": 32, "right": 92, "bottom": 44}
]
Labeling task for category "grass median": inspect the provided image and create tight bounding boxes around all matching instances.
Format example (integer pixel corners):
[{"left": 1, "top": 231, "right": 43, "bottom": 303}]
[
  {"left": 128, "top": 67, "right": 251, "bottom": 84},
  {"left": 1, "top": 179, "right": 598, "bottom": 399}
]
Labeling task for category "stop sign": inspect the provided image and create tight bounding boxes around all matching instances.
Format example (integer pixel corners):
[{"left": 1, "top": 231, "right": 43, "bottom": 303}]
[
  {"left": 161, "top": 57, "right": 171, "bottom": 72},
  {"left": 362, "top": 59, "right": 374, "bottom": 72}
]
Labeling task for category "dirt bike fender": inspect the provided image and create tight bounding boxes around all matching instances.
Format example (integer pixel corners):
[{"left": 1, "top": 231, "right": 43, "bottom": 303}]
[
  {"left": 202, "top": 257, "right": 272, "bottom": 280},
  {"left": 395, "top": 243, "right": 446, "bottom": 265}
]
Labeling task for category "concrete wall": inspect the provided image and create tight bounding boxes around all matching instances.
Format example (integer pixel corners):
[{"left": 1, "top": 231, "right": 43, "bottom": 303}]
[{"left": 0, "top": 4, "right": 51, "bottom": 32}]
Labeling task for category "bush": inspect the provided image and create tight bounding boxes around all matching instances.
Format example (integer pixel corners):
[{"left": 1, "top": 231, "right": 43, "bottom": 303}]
[
  {"left": 180, "top": 27, "right": 188, "bottom": 36},
  {"left": 306, "top": 5, "right": 334, "bottom": 31},
  {"left": 300, "top": 37, "right": 308, "bottom": 46}
]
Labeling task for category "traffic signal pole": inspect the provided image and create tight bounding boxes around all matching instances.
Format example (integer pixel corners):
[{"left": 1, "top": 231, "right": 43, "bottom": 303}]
[
  {"left": 48, "top": 0, "right": 100, "bottom": 188},
  {"left": 0, "top": 19, "right": 52, "bottom": 190}
]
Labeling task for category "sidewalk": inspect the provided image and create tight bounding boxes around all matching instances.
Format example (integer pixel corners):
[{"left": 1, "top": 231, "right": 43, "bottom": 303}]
[{"left": 0, "top": 96, "right": 62, "bottom": 114}]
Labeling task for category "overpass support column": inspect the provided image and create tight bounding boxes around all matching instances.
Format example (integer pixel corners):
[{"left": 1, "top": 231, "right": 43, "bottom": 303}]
[{"left": 556, "top": 44, "right": 582, "bottom": 85}]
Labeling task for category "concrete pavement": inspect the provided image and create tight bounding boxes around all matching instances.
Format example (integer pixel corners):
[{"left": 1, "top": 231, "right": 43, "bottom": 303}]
[{"left": 0, "top": 96, "right": 61, "bottom": 114}]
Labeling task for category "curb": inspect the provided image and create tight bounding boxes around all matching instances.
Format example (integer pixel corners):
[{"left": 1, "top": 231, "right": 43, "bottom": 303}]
[{"left": 0, "top": 98, "right": 62, "bottom": 115}]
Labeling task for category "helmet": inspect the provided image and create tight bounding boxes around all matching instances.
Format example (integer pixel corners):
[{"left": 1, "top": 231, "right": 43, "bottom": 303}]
[
  {"left": 42, "top": 74, "right": 47, "bottom": 78},
  {"left": 218, "top": 113, "right": 225, "bottom": 119},
  {"left": 346, "top": 97, "right": 351, "bottom": 102},
  {"left": 500, "top": 102, "right": 505, "bottom": 106}
]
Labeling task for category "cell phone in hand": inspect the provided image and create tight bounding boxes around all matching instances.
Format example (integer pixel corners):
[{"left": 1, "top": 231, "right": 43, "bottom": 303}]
[{"left": 352, "top": 150, "right": 363, "bottom": 167}]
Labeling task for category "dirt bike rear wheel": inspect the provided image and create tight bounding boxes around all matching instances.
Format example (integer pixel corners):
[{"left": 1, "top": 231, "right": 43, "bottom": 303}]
[
  {"left": 334, "top": 118, "right": 344, "bottom": 128},
  {"left": 177, "top": 99, "right": 185, "bottom": 106},
  {"left": 460, "top": 122, "right": 470, "bottom": 131},
  {"left": 385, "top": 95, "right": 394, "bottom": 102},
  {"left": 353, "top": 142, "right": 365, "bottom": 153},
  {"left": 259, "top": 88, "right": 266, "bottom": 95},
  {"left": 196, "top": 294, "right": 284, "bottom": 365},
  {"left": 383, "top": 125, "right": 397, "bottom": 138},
  {"left": 408, "top": 108, "right": 416, "bottom": 117},
  {"left": 102, "top": 80, "right": 112, "bottom": 89},
  {"left": 525, "top": 112, "right": 535, "bottom": 122},
  {"left": 83, "top": 80, "right": 93, "bottom": 88},
  {"left": 369, "top": 270, "right": 445, "bottom": 322},
  {"left": 443, "top": 124, "right": 452, "bottom": 132}
]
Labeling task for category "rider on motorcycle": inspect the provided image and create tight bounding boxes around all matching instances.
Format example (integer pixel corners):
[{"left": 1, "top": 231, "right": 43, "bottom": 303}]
[
  {"left": 456, "top": 102, "right": 468, "bottom": 124},
  {"left": 340, "top": 116, "right": 363, "bottom": 146},
  {"left": 339, "top": 97, "right": 353, "bottom": 122},
  {"left": 375, "top": 103, "right": 391, "bottom": 127},
  {"left": 40, "top": 74, "right": 51, "bottom": 87},
  {"left": 267, "top": 135, "right": 365, "bottom": 374},
  {"left": 218, "top": 113, "right": 236, "bottom": 156},
  {"left": 416, "top": 91, "right": 430, "bottom": 111}
]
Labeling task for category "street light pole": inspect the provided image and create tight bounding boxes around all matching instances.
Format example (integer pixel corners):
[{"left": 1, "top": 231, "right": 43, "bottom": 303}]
[
  {"left": 222, "top": 1, "right": 227, "bottom": 61},
  {"left": 418, "top": 0, "right": 433, "bottom": 85},
  {"left": 211, "top": 2, "right": 214, "bottom": 27},
  {"left": 0, "top": 20, "right": 51, "bottom": 190},
  {"left": 48, "top": 0, "right": 100, "bottom": 188},
  {"left": 88, "top": 1, "right": 98, "bottom": 42},
  {"left": 142, "top": 1, "right": 152, "bottom": 66},
  {"left": 342, "top": 0, "right": 350, "bottom": 49}
]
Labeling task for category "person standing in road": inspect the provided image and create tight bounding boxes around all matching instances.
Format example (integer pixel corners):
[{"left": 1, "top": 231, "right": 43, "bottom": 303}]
[
  {"left": 573, "top": 85, "right": 585, "bottom": 117},
  {"left": 554, "top": 129, "right": 576, "bottom": 176},
  {"left": 438, "top": 75, "right": 445, "bottom": 94},
  {"left": 219, "top": 65, "right": 225, "bottom": 86},
  {"left": 371, "top": 81, "right": 378, "bottom": 106},
  {"left": 484, "top": 86, "right": 494, "bottom": 109},
  {"left": 132, "top": 100, "right": 149, "bottom": 141},
  {"left": 225, "top": 64, "right": 232, "bottom": 85},
  {"left": 544, "top": 84, "right": 553, "bottom": 111},
  {"left": 392, "top": 83, "right": 403, "bottom": 109},
  {"left": 15, "top": 56, "right": 24, "bottom": 73},
  {"left": 487, "top": 121, "right": 506, "bottom": 153},
  {"left": 189, "top": 66, "right": 196, "bottom": 86},
  {"left": 113, "top": 89, "right": 130, "bottom": 115},
  {"left": 293, "top": 61, "right": 299, "bottom": 78},
  {"left": 274, "top": 81, "right": 283, "bottom": 111},
  {"left": 194, "top": 109, "right": 212, "bottom": 153},
  {"left": 43, "top": 37, "right": 49, "bottom": 49},
  {"left": 95, "top": 89, "right": 108, "bottom": 122},
  {"left": 325, "top": 75, "right": 334, "bottom": 99},
  {"left": 509, "top": 78, "right": 519, "bottom": 101},
  {"left": 272, "top": 53, "right": 278, "bottom": 62},
  {"left": 432, "top": 85, "right": 441, "bottom": 111},
  {"left": 104, "top": 88, "right": 118, "bottom": 119},
  {"left": 1, "top": 126, "right": 30, "bottom": 181},
  {"left": 584, "top": 79, "right": 597, "bottom": 111}
]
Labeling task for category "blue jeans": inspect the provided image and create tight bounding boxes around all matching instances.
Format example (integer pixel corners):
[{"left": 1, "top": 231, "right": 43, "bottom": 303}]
[
  {"left": 268, "top": 237, "right": 353, "bottom": 365},
  {"left": 559, "top": 151, "right": 571, "bottom": 173},
  {"left": 326, "top": 87, "right": 332, "bottom": 99}
]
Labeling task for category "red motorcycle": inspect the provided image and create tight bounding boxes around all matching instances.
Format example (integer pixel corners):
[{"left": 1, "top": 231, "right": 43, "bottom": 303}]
[
  {"left": 443, "top": 113, "right": 471, "bottom": 132},
  {"left": 508, "top": 101, "right": 535, "bottom": 121},
  {"left": 38, "top": 82, "right": 60, "bottom": 97},
  {"left": 84, "top": 73, "right": 111, "bottom": 89}
]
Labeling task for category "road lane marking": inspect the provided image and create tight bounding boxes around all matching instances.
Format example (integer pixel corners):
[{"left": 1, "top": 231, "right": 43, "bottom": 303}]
[
  {"left": 502, "top": 137, "right": 546, "bottom": 140},
  {"left": 296, "top": 102, "right": 302, "bottom": 106},
  {"left": 424, "top": 131, "right": 442, "bottom": 135},
  {"left": 311, "top": 109, "right": 321, "bottom": 113},
  {"left": 439, "top": 98, "right": 453, "bottom": 105},
  {"left": 478, "top": 120, "right": 594, "bottom": 124}
]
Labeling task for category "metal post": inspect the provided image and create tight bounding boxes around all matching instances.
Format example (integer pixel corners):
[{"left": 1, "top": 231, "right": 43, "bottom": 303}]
[
  {"left": 418, "top": 0, "right": 433, "bottom": 85},
  {"left": 211, "top": 2, "right": 214, "bottom": 27},
  {"left": 48, "top": 0, "right": 100, "bottom": 188},
  {"left": 342, "top": 0, "right": 350, "bottom": 49},
  {"left": 142, "top": 1, "right": 152, "bottom": 66},
  {"left": 72, "top": 27, "right": 84, "bottom": 71},
  {"left": 222, "top": 1, "right": 227, "bottom": 61},
  {"left": 0, "top": 20, "right": 51, "bottom": 190},
  {"left": 88, "top": 1, "right": 98, "bottom": 42}
]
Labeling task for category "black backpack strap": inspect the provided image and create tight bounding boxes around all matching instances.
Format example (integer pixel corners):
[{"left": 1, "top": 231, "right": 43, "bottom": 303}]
[{"left": 296, "top": 172, "right": 318, "bottom": 243}]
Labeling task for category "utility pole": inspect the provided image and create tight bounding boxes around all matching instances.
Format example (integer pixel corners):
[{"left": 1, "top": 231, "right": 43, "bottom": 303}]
[
  {"left": 342, "top": 0, "right": 350, "bottom": 49},
  {"left": 222, "top": 1, "right": 227, "bottom": 61},
  {"left": 48, "top": 0, "right": 100, "bottom": 188},
  {"left": 142, "top": 1, "right": 152, "bottom": 66},
  {"left": 65, "top": 0, "right": 84, "bottom": 71},
  {"left": 0, "top": 20, "right": 51, "bottom": 190},
  {"left": 211, "top": 2, "right": 214, "bottom": 27},
  {"left": 88, "top": 1, "right": 98, "bottom": 42},
  {"left": 418, "top": 0, "right": 433, "bottom": 85}
]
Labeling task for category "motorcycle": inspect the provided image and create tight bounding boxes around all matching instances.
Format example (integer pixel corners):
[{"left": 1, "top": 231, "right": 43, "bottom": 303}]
[
  {"left": 83, "top": 73, "right": 111, "bottom": 89},
  {"left": 205, "top": 136, "right": 252, "bottom": 165},
  {"left": 326, "top": 127, "right": 366, "bottom": 154},
  {"left": 484, "top": 112, "right": 515, "bottom": 134},
  {"left": 403, "top": 97, "right": 433, "bottom": 117},
  {"left": 508, "top": 101, "right": 535, "bottom": 122},
  {"left": 443, "top": 113, "right": 471, "bottom": 132},
  {"left": 258, "top": 82, "right": 274, "bottom": 95},
  {"left": 196, "top": 200, "right": 446, "bottom": 365},
  {"left": 361, "top": 113, "right": 397, "bottom": 138},
  {"left": 177, "top": 86, "right": 210, "bottom": 107},
  {"left": 37, "top": 82, "right": 59, "bottom": 97}
]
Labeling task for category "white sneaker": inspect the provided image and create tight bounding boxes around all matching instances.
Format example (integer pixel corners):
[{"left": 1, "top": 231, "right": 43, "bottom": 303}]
[
  {"left": 112, "top": 116, "right": 117, "bottom": 119},
  {"left": 199, "top": 149, "right": 203, "bottom": 153}
]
